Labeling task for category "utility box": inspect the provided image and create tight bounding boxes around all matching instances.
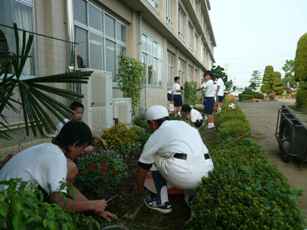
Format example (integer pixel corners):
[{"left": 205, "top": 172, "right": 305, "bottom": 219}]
[{"left": 81, "top": 70, "right": 113, "bottom": 135}]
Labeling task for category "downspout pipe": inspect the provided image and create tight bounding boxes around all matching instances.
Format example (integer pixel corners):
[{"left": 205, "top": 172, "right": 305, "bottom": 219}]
[{"left": 66, "top": 0, "right": 75, "bottom": 69}]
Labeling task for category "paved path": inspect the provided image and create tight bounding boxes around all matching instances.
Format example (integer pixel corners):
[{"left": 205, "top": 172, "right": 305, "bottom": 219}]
[{"left": 240, "top": 101, "right": 307, "bottom": 217}]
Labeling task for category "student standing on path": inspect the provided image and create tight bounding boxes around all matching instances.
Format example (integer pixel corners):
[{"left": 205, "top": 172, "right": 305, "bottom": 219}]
[
  {"left": 0, "top": 121, "right": 115, "bottom": 221},
  {"left": 172, "top": 77, "right": 183, "bottom": 115},
  {"left": 216, "top": 76, "right": 226, "bottom": 112},
  {"left": 201, "top": 71, "right": 216, "bottom": 129},
  {"left": 181, "top": 104, "right": 203, "bottom": 128},
  {"left": 136, "top": 105, "right": 214, "bottom": 214}
]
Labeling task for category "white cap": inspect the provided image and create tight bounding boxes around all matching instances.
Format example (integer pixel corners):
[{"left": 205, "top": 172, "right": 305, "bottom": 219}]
[{"left": 145, "top": 105, "right": 169, "bottom": 121}]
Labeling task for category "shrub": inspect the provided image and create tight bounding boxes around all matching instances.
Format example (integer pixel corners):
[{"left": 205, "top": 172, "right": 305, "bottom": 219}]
[
  {"left": 239, "top": 89, "right": 264, "bottom": 101},
  {"left": 187, "top": 103, "right": 305, "bottom": 230},
  {"left": 184, "top": 81, "right": 198, "bottom": 105},
  {"left": 100, "top": 123, "right": 147, "bottom": 157},
  {"left": 133, "top": 115, "right": 148, "bottom": 129},
  {"left": 76, "top": 151, "right": 128, "bottom": 198},
  {"left": 0, "top": 179, "right": 104, "bottom": 230}
]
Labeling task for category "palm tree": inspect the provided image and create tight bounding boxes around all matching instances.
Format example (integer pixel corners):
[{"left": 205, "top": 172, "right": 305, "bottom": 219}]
[{"left": 0, "top": 24, "right": 92, "bottom": 139}]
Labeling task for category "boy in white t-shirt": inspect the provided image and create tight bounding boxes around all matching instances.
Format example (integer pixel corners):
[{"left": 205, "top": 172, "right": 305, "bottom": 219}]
[
  {"left": 0, "top": 121, "right": 115, "bottom": 221},
  {"left": 216, "top": 77, "right": 225, "bottom": 112},
  {"left": 172, "top": 76, "right": 183, "bottom": 115},
  {"left": 181, "top": 104, "right": 203, "bottom": 128},
  {"left": 200, "top": 71, "right": 216, "bottom": 129}
]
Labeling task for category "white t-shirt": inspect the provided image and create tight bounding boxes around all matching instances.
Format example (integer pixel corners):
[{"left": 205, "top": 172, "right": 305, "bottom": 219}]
[
  {"left": 0, "top": 143, "right": 67, "bottom": 194},
  {"left": 139, "top": 120, "right": 213, "bottom": 189},
  {"left": 216, "top": 78, "right": 225, "bottom": 96},
  {"left": 56, "top": 118, "right": 70, "bottom": 135},
  {"left": 172, "top": 83, "right": 181, "bottom": 95},
  {"left": 191, "top": 108, "right": 203, "bottom": 123},
  {"left": 201, "top": 79, "right": 216, "bottom": 97}
]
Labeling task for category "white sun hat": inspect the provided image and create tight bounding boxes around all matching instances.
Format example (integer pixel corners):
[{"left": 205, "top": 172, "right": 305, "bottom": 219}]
[{"left": 145, "top": 105, "right": 169, "bottom": 121}]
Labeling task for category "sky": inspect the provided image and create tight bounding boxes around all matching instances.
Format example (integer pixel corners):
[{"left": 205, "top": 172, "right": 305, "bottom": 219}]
[{"left": 209, "top": 0, "right": 307, "bottom": 88}]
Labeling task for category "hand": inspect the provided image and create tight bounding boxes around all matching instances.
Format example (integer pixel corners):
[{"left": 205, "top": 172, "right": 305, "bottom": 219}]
[
  {"left": 99, "top": 211, "right": 117, "bottom": 222},
  {"left": 92, "top": 200, "right": 108, "bottom": 214}
]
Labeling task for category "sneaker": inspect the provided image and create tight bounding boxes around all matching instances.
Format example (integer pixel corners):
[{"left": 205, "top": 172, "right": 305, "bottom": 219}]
[
  {"left": 207, "top": 123, "right": 215, "bottom": 129},
  {"left": 144, "top": 197, "right": 172, "bottom": 214}
]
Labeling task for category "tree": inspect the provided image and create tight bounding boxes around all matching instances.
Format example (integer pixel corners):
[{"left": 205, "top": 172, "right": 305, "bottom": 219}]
[
  {"left": 261, "top": 66, "right": 274, "bottom": 94},
  {"left": 282, "top": 59, "right": 296, "bottom": 89},
  {"left": 294, "top": 33, "right": 307, "bottom": 109},
  {"left": 249, "top": 70, "right": 262, "bottom": 91},
  {"left": 272, "top": 71, "right": 284, "bottom": 95}
]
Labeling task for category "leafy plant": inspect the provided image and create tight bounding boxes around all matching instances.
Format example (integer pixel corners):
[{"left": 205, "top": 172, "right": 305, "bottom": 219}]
[
  {"left": 118, "top": 56, "right": 145, "bottom": 115},
  {"left": 0, "top": 179, "right": 117, "bottom": 230},
  {"left": 238, "top": 88, "right": 264, "bottom": 101},
  {"left": 76, "top": 151, "right": 128, "bottom": 198},
  {"left": 0, "top": 24, "right": 92, "bottom": 139},
  {"left": 272, "top": 71, "right": 284, "bottom": 95},
  {"left": 100, "top": 123, "right": 147, "bottom": 158},
  {"left": 184, "top": 81, "right": 198, "bottom": 105},
  {"left": 261, "top": 65, "right": 275, "bottom": 94}
]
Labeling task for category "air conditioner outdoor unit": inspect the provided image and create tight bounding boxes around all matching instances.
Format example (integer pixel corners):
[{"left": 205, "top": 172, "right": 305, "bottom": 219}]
[
  {"left": 112, "top": 98, "right": 132, "bottom": 125},
  {"left": 81, "top": 69, "right": 113, "bottom": 135}
]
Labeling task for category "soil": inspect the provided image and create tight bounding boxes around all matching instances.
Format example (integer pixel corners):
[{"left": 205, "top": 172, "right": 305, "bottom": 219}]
[{"left": 240, "top": 101, "right": 307, "bottom": 218}]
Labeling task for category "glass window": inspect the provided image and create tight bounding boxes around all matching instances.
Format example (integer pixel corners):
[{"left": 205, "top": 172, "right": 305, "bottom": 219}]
[
  {"left": 105, "top": 14, "right": 115, "bottom": 39},
  {"left": 147, "top": 0, "right": 159, "bottom": 8},
  {"left": 89, "top": 3, "right": 102, "bottom": 31},
  {"left": 105, "top": 39, "right": 116, "bottom": 79},
  {"left": 89, "top": 33, "right": 103, "bottom": 70},
  {"left": 74, "top": 0, "right": 87, "bottom": 25},
  {"left": 75, "top": 26, "right": 88, "bottom": 67},
  {"left": 116, "top": 22, "right": 126, "bottom": 42}
]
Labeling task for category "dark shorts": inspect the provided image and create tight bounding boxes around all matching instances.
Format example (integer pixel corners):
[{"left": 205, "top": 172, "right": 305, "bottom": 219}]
[
  {"left": 217, "top": 96, "right": 225, "bottom": 103},
  {"left": 173, "top": 95, "right": 182, "bottom": 107},
  {"left": 167, "top": 93, "right": 173, "bottom": 102},
  {"left": 204, "top": 97, "right": 215, "bottom": 115}
]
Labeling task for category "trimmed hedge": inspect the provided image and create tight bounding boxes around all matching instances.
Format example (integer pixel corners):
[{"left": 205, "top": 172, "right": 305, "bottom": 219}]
[
  {"left": 239, "top": 89, "right": 264, "bottom": 101},
  {"left": 187, "top": 103, "right": 305, "bottom": 230}
]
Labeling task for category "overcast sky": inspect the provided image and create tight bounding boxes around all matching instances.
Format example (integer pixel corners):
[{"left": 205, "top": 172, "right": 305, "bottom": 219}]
[{"left": 209, "top": 0, "right": 307, "bottom": 88}]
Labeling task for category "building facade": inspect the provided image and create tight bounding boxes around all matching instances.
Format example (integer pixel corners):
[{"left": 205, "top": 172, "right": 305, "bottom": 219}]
[{"left": 0, "top": 0, "right": 215, "bottom": 147}]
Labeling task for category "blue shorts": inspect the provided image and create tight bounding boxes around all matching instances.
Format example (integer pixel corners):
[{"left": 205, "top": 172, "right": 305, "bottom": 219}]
[
  {"left": 173, "top": 95, "right": 182, "bottom": 107},
  {"left": 217, "top": 96, "right": 224, "bottom": 103},
  {"left": 204, "top": 97, "right": 215, "bottom": 115}
]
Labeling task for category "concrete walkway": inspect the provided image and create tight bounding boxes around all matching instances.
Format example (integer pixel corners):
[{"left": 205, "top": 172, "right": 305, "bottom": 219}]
[{"left": 240, "top": 101, "right": 307, "bottom": 218}]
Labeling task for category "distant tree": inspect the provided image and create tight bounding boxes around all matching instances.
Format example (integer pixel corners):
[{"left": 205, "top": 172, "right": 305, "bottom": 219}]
[
  {"left": 261, "top": 65, "right": 274, "bottom": 94},
  {"left": 282, "top": 59, "right": 296, "bottom": 89},
  {"left": 294, "top": 33, "right": 307, "bottom": 109},
  {"left": 272, "top": 71, "right": 284, "bottom": 95},
  {"left": 249, "top": 70, "right": 262, "bottom": 91}
]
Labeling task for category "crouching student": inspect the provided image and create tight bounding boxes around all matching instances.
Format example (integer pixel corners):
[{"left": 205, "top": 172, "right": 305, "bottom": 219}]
[
  {"left": 181, "top": 104, "right": 203, "bottom": 128},
  {"left": 136, "top": 105, "right": 214, "bottom": 213},
  {"left": 0, "top": 121, "right": 115, "bottom": 221}
]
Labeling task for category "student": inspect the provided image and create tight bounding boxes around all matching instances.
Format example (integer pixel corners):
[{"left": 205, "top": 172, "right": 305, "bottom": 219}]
[
  {"left": 181, "top": 104, "right": 203, "bottom": 128},
  {"left": 136, "top": 105, "right": 214, "bottom": 213},
  {"left": 201, "top": 71, "right": 216, "bottom": 129},
  {"left": 216, "top": 76, "right": 225, "bottom": 112},
  {"left": 56, "top": 101, "right": 84, "bottom": 134},
  {"left": 0, "top": 121, "right": 115, "bottom": 221},
  {"left": 172, "top": 77, "right": 183, "bottom": 115}
]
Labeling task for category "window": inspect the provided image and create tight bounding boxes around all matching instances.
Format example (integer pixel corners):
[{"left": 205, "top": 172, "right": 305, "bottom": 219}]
[
  {"left": 141, "top": 33, "right": 162, "bottom": 86},
  {"left": 165, "top": 0, "right": 172, "bottom": 25},
  {"left": 74, "top": 0, "right": 87, "bottom": 25},
  {"left": 75, "top": 26, "right": 88, "bottom": 67},
  {"left": 178, "top": 58, "right": 186, "bottom": 83},
  {"left": 188, "top": 65, "right": 194, "bottom": 82},
  {"left": 188, "top": 22, "right": 194, "bottom": 51},
  {"left": 167, "top": 51, "right": 176, "bottom": 88},
  {"left": 178, "top": 6, "right": 186, "bottom": 41},
  {"left": 147, "top": 0, "right": 159, "bottom": 9},
  {"left": 88, "top": 3, "right": 102, "bottom": 31},
  {"left": 73, "top": 1, "right": 127, "bottom": 81}
]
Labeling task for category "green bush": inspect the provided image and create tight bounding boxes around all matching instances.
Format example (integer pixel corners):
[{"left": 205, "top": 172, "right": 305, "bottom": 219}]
[
  {"left": 239, "top": 89, "right": 264, "bottom": 101},
  {"left": 184, "top": 81, "right": 198, "bottom": 105},
  {"left": 100, "top": 123, "right": 147, "bottom": 157},
  {"left": 133, "top": 115, "right": 148, "bottom": 129},
  {"left": 76, "top": 151, "right": 128, "bottom": 198},
  {"left": 187, "top": 103, "right": 305, "bottom": 230},
  {"left": 0, "top": 179, "right": 104, "bottom": 230},
  {"left": 296, "top": 81, "right": 307, "bottom": 110}
]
